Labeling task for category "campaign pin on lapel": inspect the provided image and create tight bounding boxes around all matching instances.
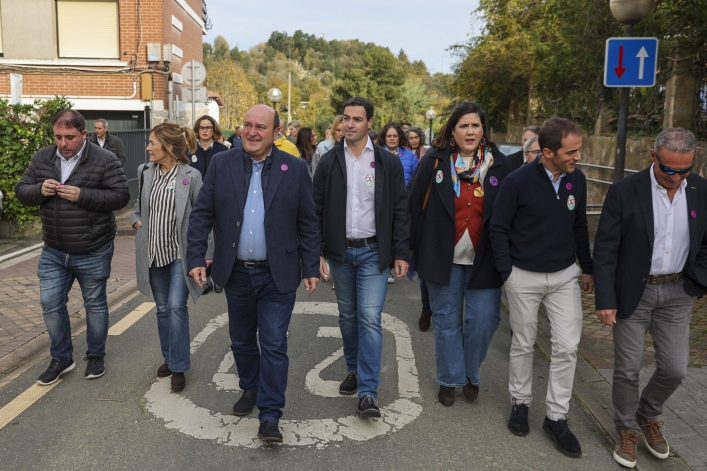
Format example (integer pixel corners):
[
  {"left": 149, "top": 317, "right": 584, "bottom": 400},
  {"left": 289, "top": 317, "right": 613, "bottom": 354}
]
[
  {"left": 566, "top": 183, "right": 572, "bottom": 191},
  {"left": 370, "top": 161, "right": 375, "bottom": 168},
  {"left": 691, "top": 210, "right": 697, "bottom": 219},
  {"left": 281, "top": 164, "right": 288, "bottom": 171},
  {"left": 489, "top": 176, "right": 498, "bottom": 187},
  {"left": 182, "top": 178, "right": 189, "bottom": 185}
]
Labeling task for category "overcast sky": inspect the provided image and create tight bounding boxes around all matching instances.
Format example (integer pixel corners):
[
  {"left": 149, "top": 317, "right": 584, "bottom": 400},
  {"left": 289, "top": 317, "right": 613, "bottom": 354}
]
[{"left": 203, "top": 0, "right": 479, "bottom": 75}]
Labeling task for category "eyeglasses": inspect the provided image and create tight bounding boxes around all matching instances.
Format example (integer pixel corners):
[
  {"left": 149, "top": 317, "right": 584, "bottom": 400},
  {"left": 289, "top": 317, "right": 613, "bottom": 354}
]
[
  {"left": 524, "top": 150, "right": 540, "bottom": 156},
  {"left": 655, "top": 152, "right": 694, "bottom": 176},
  {"left": 198, "top": 126, "right": 213, "bottom": 131}
]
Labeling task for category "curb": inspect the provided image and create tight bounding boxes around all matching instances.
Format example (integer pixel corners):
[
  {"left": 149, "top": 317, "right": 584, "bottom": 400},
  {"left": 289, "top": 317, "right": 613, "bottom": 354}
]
[
  {"left": 0, "top": 278, "right": 139, "bottom": 378},
  {"left": 533, "top": 306, "right": 691, "bottom": 471}
]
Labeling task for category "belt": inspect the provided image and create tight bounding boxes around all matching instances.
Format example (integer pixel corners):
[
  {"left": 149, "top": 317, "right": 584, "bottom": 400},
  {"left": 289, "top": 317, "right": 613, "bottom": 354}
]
[
  {"left": 236, "top": 260, "right": 269, "bottom": 269},
  {"left": 648, "top": 273, "right": 683, "bottom": 284},
  {"left": 346, "top": 236, "right": 377, "bottom": 248}
]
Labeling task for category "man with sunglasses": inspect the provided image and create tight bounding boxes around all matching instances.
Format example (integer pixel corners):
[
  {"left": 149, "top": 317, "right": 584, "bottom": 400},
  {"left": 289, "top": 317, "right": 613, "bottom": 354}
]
[{"left": 594, "top": 128, "right": 707, "bottom": 468}]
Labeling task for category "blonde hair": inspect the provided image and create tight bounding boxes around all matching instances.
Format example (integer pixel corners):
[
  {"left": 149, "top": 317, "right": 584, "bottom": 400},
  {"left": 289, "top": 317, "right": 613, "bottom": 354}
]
[
  {"left": 150, "top": 122, "right": 197, "bottom": 165},
  {"left": 331, "top": 115, "right": 344, "bottom": 144}
]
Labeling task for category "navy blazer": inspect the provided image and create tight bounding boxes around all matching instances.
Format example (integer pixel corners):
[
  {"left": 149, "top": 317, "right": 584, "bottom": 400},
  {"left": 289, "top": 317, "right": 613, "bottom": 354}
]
[
  {"left": 594, "top": 167, "right": 707, "bottom": 318},
  {"left": 186, "top": 146, "right": 320, "bottom": 293}
]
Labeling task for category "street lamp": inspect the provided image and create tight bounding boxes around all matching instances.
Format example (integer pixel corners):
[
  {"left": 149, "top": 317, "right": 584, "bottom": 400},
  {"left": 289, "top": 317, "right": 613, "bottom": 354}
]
[
  {"left": 267, "top": 88, "right": 282, "bottom": 110},
  {"left": 425, "top": 109, "right": 437, "bottom": 146},
  {"left": 610, "top": 0, "right": 654, "bottom": 182}
]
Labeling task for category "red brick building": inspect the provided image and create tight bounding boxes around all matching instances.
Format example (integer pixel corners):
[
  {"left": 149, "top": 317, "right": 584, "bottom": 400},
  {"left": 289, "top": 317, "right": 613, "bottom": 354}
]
[{"left": 0, "top": 0, "right": 210, "bottom": 129}]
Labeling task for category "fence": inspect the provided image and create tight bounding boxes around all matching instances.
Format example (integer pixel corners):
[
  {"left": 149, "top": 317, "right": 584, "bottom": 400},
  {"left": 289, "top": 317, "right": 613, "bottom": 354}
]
[{"left": 108, "top": 129, "right": 150, "bottom": 203}]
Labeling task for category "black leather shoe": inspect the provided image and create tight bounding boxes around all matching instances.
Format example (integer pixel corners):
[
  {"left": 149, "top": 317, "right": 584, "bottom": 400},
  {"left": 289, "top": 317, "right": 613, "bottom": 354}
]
[
  {"left": 258, "top": 421, "right": 283, "bottom": 443},
  {"left": 233, "top": 389, "right": 258, "bottom": 416},
  {"left": 201, "top": 282, "right": 212, "bottom": 295},
  {"left": 419, "top": 311, "right": 432, "bottom": 332},
  {"left": 543, "top": 417, "right": 582, "bottom": 457},
  {"left": 339, "top": 371, "right": 358, "bottom": 395},
  {"left": 356, "top": 395, "right": 381, "bottom": 418},
  {"left": 438, "top": 386, "right": 455, "bottom": 406},
  {"left": 463, "top": 381, "right": 479, "bottom": 402},
  {"left": 214, "top": 284, "right": 223, "bottom": 293},
  {"left": 508, "top": 403, "right": 530, "bottom": 436}
]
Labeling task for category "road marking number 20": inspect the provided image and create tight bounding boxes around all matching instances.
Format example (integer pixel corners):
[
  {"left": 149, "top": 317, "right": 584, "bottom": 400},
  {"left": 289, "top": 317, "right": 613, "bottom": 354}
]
[{"left": 144, "top": 302, "right": 422, "bottom": 448}]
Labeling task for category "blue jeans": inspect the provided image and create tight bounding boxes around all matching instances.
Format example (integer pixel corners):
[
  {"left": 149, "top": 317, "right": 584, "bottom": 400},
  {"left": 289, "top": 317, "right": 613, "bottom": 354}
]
[
  {"left": 149, "top": 259, "right": 190, "bottom": 373},
  {"left": 224, "top": 264, "right": 296, "bottom": 423},
  {"left": 427, "top": 264, "right": 501, "bottom": 387},
  {"left": 420, "top": 279, "right": 431, "bottom": 313},
  {"left": 38, "top": 241, "right": 114, "bottom": 360},
  {"left": 328, "top": 243, "right": 389, "bottom": 398}
]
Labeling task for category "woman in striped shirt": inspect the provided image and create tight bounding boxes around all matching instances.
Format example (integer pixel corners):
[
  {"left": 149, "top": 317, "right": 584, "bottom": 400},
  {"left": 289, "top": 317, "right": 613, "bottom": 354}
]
[{"left": 131, "top": 123, "right": 213, "bottom": 392}]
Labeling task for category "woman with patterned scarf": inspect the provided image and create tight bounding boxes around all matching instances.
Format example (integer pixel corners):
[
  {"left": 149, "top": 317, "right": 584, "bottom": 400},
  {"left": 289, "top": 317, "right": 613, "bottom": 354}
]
[{"left": 407, "top": 102, "right": 512, "bottom": 407}]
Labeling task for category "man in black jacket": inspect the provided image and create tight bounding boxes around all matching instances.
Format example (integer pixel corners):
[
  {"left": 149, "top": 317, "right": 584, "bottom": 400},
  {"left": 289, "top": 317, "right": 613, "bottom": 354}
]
[
  {"left": 507, "top": 125, "right": 540, "bottom": 171},
  {"left": 313, "top": 96, "right": 410, "bottom": 418},
  {"left": 490, "top": 117, "right": 593, "bottom": 457},
  {"left": 594, "top": 128, "right": 707, "bottom": 468},
  {"left": 89, "top": 119, "right": 127, "bottom": 166},
  {"left": 16, "top": 110, "right": 130, "bottom": 386}
]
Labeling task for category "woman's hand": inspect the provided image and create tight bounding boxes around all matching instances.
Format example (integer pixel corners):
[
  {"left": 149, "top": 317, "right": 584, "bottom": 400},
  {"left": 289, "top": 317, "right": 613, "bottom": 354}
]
[{"left": 133, "top": 221, "right": 142, "bottom": 230}]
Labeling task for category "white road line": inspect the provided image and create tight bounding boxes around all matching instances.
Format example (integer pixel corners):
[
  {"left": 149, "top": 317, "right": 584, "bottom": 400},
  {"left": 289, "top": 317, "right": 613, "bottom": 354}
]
[
  {"left": 0, "top": 382, "right": 61, "bottom": 430},
  {"left": 107, "top": 302, "right": 156, "bottom": 336},
  {"left": 0, "top": 243, "right": 44, "bottom": 264}
]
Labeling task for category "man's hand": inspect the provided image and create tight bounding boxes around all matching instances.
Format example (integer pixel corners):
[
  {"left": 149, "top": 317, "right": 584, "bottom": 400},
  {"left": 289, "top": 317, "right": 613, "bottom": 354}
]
[
  {"left": 319, "top": 256, "right": 330, "bottom": 281},
  {"left": 41, "top": 179, "right": 60, "bottom": 197},
  {"left": 303, "top": 277, "right": 319, "bottom": 294},
  {"left": 133, "top": 221, "right": 142, "bottom": 230},
  {"left": 394, "top": 259, "right": 409, "bottom": 278},
  {"left": 597, "top": 309, "right": 617, "bottom": 326},
  {"left": 582, "top": 274, "right": 594, "bottom": 294},
  {"left": 56, "top": 184, "right": 81, "bottom": 202},
  {"left": 189, "top": 267, "right": 207, "bottom": 288}
]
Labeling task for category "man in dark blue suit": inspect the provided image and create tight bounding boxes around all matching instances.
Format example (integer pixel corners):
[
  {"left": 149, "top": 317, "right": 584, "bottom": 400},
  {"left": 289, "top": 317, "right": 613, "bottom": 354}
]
[{"left": 187, "top": 104, "right": 320, "bottom": 443}]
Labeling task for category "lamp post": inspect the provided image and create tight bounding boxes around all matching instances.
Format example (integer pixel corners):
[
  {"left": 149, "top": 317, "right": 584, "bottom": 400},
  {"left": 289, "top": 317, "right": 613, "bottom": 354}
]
[
  {"left": 610, "top": 0, "right": 654, "bottom": 182},
  {"left": 425, "top": 109, "right": 437, "bottom": 146},
  {"left": 267, "top": 88, "right": 282, "bottom": 111}
]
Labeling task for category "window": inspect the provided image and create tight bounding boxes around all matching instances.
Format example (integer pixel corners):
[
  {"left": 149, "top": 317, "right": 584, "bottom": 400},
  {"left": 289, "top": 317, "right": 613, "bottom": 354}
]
[
  {"left": 0, "top": 5, "right": 4, "bottom": 55},
  {"left": 56, "top": 0, "right": 119, "bottom": 59}
]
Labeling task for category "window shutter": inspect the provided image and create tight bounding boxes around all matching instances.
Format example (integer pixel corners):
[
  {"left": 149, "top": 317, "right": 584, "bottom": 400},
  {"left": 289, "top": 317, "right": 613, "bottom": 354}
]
[
  {"left": 0, "top": 9, "right": 4, "bottom": 54},
  {"left": 57, "top": 0, "right": 119, "bottom": 58}
]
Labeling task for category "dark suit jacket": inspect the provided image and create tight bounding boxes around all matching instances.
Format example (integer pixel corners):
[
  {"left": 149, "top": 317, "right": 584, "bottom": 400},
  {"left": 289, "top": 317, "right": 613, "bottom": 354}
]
[
  {"left": 186, "top": 146, "right": 320, "bottom": 294},
  {"left": 594, "top": 167, "right": 707, "bottom": 318},
  {"left": 408, "top": 147, "right": 512, "bottom": 289},
  {"left": 507, "top": 150, "right": 524, "bottom": 171}
]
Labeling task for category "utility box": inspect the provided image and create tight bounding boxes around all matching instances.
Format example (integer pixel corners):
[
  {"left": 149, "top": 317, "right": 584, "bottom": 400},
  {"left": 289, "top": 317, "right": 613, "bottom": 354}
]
[
  {"left": 141, "top": 74, "right": 153, "bottom": 101},
  {"left": 162, "top": 44, "right": 173, "bottom": 63},
  {"left": 147, "top": 43, "right": 161, "bottom": 62}
]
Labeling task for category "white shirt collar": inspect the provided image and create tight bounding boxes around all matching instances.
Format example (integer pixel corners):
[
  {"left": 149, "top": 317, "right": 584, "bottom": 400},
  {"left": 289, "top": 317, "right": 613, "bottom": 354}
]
[
  {"left": 343, "top": 136, "right": 374, "bottom": 158},
  {"left": 56, "top": 139, "right": 87, "bottom": 161}
]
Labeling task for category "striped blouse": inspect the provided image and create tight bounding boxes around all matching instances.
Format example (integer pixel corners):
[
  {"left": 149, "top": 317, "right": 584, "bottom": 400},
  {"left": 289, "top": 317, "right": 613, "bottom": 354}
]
[{"left": 148, "top": 164, "right": 180, "bottom": 267}]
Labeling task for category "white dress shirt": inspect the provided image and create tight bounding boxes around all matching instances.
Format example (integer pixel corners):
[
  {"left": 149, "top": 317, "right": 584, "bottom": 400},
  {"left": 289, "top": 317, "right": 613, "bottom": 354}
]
[
  {"left": 97, "top": 137, "right": 106, "bottom": 148},
  {"left": 344, "top": 137, "right": 376, "bottom": 239},
  {"left": 650, "top": 163, "right": 690, "bottom": 275},
  {"left": 56, "top": 140, "right": 86, "bottom": 183}
]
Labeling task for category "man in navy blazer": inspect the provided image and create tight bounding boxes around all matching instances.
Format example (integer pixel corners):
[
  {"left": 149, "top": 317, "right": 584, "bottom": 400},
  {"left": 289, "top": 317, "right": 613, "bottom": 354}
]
[
  {"left": 187, "top": 104, "right": 320, "bottom": 444},
  {"left": 594, "top": 128, "right": 707, "bottom": 467}
]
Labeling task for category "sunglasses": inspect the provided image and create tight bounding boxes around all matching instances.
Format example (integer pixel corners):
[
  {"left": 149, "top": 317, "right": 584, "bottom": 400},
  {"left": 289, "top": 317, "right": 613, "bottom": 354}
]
[{"left": 655, "top": 153, "right": 694, "bottom": 176}]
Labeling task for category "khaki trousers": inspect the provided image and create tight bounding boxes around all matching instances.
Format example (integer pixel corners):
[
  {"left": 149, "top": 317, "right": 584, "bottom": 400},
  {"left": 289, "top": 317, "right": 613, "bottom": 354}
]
[{"left": 505, "top": 264, "right": 583, "bottom": 421}]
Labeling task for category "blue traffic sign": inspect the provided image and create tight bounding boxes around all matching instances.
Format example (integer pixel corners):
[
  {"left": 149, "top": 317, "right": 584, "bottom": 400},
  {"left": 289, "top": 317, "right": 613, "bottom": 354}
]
[{"left": 604, "top": 38, "right": 658, "bottom": 87}]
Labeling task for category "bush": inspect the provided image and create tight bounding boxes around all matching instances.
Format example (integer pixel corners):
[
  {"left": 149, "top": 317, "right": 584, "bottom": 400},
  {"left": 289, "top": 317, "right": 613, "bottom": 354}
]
[{"left": 0, "top": 97, "right": 72, "bottom": 233}]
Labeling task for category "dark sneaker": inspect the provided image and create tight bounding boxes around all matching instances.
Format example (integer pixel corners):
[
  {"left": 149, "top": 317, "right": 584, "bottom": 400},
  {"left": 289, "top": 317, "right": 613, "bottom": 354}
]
[
  {"left": 214, "top": 284, "right": 223, "bottom": 293},
  {"left": 613, "top": 429, "right": 640, "bottom": 468},
  {"left": 84, "top": 356, "right": 105, "bottom": 379},
  {"left": 171, "top": 372, "right": 186, "bottom": 391},
  {"left": 36, "top": 359, "right": 75, "bottom": 385},
  {"left": 418, "top": 311, "right": 432, "bottom": 332},
  {"left": 508, "top": 403, "right": 530, "bottom": 436},
  {"left": 438, "top": 386, "right": 455, "bottom": 407},
  {"left": 201, "top": 282, "right": 212, "bottom": 295},
  {"left": 258, "top": 421, "right": 283, "bottom": 443},
  {"left": 157, "top": 363, "right": 173, "bottom": 377},
  {"left": 339, "top": 371, "right": 358, "bottom": 395},
  {"left": 356, "top": 395, "right": 381, "bottom": 418},
  {"left": 637, "top": 413, "right": 669, "bottom": 459},
  {"left": 233, "top": 389, "right": 258, "bottom": 416},
  {"left": 543, "top": 417, "right": 582, "bottom": 457},
  {"left": 463, "top": 381, "right": 479, "bottom": 402}
]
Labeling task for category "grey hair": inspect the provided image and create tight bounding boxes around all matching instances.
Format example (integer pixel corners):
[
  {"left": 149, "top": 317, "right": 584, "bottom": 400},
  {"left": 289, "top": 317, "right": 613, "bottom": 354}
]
[
  {"left": 95, "top": 118, "right": 108, "bottom": 128},
  {"left": 654, "top": 128, "right": 697, "bottom": 155},
  {"left": 288, "top": 120, "right": 302, "bottom": 129},
  {"left": 523, "top": 136, "right": 539, "bottom": 152},
  {"left": 406, "top": 126, "right": 425, "bottom": 140},
  {"left": 522, "top": 125, "right": 540, "bottom": 136}
]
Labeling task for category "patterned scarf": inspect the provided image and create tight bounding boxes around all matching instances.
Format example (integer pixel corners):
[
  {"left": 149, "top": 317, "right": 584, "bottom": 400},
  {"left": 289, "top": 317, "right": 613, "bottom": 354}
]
[{"left": 450, "top": 147, "right": 486, "bottom": 197}]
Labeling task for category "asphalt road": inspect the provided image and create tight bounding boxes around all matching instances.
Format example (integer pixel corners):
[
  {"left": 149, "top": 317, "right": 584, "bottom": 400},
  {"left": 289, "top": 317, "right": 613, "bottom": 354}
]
[{"left": 0, "top": 277, "right": 621, "bottom": 470}]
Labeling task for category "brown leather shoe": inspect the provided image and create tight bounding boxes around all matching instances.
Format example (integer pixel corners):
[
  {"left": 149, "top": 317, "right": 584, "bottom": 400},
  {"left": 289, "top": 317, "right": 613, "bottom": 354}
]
[
  {"left": 438, "top": 386, "right": 455, "bottom": 406},
  {"left": 419, "top": 311, "right": 432, "bottom": 332},
  {"left": 157, "top": 363, "right": 172, "bottom": 377},
  {"left": 637, "top": 413, "right": 669, "bottom": 459},
  {"left": 613, "top": 429, "right": 640, "bottom": 468},
  {"left": 171, "top": 372, "right": 186, "bottom": 391},
  {"left": 463, "top": 381, "right": 479, "bottom": 402}
]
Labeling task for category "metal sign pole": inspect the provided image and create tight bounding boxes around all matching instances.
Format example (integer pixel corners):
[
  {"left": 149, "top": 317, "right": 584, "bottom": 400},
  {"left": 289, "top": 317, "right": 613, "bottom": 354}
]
[{"left": 191, "top": 60, "right": 196, "bottom": 126}]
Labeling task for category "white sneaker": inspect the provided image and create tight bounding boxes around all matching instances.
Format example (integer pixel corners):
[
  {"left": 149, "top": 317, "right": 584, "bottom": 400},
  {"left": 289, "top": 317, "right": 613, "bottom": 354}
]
[{"left": 388, "top": 273, "right": 395, "bottom": 284}]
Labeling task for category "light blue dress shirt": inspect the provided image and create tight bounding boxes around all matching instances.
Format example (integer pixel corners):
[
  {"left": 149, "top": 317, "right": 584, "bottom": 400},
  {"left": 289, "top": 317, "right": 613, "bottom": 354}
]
[
  {"left": 237, "top": 158, "right": 267, "bottom": 261},
  {"left": 544, "top": 165, "right": 566, "bottom": 195}
]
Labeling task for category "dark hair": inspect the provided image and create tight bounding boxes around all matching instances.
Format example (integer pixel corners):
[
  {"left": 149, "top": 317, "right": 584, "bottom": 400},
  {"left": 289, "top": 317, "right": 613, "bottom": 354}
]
[
  {"left": 538, "top": 117, "right": 583, "bottom": 154},
  {"left": 432, "top": 101, "right": 496, "bottom": 152},
  {"left": 53, "top": 109, "right": 86, "bottom": 133},
  {"left": 193, "top": 115, "right": 223, "bottom": 141},
  {"left": 343, "top": 96, "right": 374, "bottom": 121},
  {"left": 368, "top": 131, "right": 379, "bottom": 141},
  {"left": 377, "top": 122, "right": 408, "bottom": 149},
  {"left": 295, "top": 127, "right": 316, "bottom": 162},
  {"left": 406, "top": 126, "right": 425, "bottom": 158},
  {"left": 402, "top": 122, "right": 412, "bottom": 127}
]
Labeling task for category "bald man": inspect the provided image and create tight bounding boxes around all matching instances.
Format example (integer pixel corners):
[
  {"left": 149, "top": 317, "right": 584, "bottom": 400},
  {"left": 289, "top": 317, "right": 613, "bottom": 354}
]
[{"left": 187, "top": 104, "right": 320, "bottom": 443}]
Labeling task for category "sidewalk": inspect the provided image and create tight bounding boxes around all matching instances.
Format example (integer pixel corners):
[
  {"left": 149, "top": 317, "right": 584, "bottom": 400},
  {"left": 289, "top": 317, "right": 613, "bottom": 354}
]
[{"left": 0, "top": 213, "right": 137, "bottom": 375}]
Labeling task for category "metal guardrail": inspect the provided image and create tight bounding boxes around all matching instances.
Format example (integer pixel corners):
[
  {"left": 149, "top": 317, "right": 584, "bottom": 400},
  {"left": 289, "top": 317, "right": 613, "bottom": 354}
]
[{"left": 576, "top": 162, "right": 639, "bottom": 186}]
